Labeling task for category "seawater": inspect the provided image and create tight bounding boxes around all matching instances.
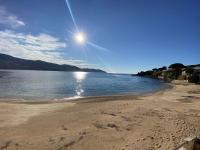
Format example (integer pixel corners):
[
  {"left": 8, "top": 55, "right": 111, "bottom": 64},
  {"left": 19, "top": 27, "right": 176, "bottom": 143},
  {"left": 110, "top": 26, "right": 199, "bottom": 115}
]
[{"left": 0, "top": 70, "right": 167, "bottom": 101}]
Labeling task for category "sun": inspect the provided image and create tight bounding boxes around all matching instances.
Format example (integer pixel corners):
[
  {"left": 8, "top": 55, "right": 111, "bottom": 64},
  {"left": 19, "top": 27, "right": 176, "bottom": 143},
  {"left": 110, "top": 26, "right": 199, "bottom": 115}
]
[{"left": 74, "top": 32, "right": 86, "bottom": 44}]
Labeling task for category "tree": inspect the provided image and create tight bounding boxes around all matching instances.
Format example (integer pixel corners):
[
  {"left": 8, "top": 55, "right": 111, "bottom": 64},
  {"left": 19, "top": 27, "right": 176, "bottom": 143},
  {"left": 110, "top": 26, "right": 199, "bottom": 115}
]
[
  {"left": 158, "top": 66, "right": 167, "bottom": 71},
  {"left": 168, "top": 63, "right": 185, "bottom": 79},
  {"left": 152, "top": 68, "right": 158, "bottom": 71},
  {"left": 169, "top": 63, "right": 185, "bottom": 69}
]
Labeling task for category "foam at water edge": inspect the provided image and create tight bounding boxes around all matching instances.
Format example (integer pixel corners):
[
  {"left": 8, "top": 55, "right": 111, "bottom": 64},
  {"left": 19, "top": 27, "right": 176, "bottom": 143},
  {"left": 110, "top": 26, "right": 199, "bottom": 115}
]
[{"left": 53, "top": 96, "right": 83, "bottom": 101}]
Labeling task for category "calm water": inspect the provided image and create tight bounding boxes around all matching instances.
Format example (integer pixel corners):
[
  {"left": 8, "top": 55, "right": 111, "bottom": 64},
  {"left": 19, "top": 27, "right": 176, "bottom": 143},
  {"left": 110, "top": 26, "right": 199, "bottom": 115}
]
[{"left": 0, "top": 70, "right": 167, "bottom": 101}]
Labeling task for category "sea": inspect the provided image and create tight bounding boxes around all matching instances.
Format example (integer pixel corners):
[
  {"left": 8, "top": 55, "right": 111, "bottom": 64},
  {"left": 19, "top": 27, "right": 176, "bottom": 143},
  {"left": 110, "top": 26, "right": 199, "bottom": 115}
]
[{"left": 0, "top": 70, "right": 167, "bottom": 101}]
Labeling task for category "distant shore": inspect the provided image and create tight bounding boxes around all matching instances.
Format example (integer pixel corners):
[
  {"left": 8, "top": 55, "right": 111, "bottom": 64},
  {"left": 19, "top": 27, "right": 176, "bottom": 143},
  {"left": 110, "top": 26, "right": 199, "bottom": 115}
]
[{"left": 0, "top": 81, "right": 200, "bottom": 150}]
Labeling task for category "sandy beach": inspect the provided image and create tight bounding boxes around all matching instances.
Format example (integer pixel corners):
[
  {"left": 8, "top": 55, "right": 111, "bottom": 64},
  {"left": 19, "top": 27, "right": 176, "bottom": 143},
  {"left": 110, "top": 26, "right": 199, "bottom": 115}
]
[{"left": 0, "top": 81, "right": 200, "bottom": 150}]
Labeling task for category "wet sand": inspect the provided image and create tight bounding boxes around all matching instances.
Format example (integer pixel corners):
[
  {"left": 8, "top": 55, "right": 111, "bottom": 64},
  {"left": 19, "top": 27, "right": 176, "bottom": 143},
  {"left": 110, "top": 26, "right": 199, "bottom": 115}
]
[{"left": 0, "top": 81, "right": 200, "bottom": 150}]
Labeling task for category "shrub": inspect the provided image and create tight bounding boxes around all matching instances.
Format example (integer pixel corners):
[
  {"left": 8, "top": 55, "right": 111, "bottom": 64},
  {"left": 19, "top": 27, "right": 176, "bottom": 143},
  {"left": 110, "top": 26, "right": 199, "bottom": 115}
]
[
  {"left": 164, "top": 71, "right": 175, "bottom": 80},
  {"left": 152, "top": 71, "right": 162, "bottom": 78},
  {"left": 164, "top": 69, "right": 182, "bottom": 80},
  {"left": 137, "top": 70, "right": 154, "bottom": 76}
]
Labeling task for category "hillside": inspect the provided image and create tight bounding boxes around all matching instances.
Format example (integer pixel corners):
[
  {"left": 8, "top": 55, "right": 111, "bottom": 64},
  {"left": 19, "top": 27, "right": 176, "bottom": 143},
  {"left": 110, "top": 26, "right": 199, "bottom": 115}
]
[{"left": 0, "top": 53, "right": 105, "bottom": 73}]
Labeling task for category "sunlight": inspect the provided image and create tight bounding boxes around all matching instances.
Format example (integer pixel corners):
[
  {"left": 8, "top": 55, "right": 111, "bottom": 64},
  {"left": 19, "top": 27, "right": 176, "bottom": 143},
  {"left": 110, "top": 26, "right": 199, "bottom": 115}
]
[{"left": 74, "top": 32, "right": 86, "bottom": 44}]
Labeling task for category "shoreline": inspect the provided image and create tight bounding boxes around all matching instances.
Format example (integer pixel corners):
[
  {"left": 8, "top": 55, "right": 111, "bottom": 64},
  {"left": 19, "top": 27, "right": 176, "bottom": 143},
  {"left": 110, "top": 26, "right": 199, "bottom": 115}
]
[
  {"left": 0, "top": 81, "right": 200, "bottom": 150},
  {"left": 0, "top": 83, "right": 172, "bottom": 104}
]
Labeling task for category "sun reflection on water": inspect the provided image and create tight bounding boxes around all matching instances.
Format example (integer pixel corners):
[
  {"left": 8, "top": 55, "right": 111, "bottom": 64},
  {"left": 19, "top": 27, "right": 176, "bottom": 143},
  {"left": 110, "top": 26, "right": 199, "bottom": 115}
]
[
  {"left": 74, "top": 72, "right": 87, "bottom": 82},
  {"left": 73, "top": 72, "right": 88, "bottom": 97}
]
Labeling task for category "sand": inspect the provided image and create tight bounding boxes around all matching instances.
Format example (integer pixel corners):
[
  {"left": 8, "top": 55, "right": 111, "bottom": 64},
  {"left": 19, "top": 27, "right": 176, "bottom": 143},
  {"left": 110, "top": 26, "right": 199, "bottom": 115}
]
[{"left": 0, "top": 81, "right": 200, "bottom": 150}]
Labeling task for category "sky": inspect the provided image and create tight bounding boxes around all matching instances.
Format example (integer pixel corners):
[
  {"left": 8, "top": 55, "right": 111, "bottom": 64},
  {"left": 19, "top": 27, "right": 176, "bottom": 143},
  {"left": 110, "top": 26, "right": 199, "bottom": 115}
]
[{"left": 0, "top": 0, "right": 199, "bottom": 73}]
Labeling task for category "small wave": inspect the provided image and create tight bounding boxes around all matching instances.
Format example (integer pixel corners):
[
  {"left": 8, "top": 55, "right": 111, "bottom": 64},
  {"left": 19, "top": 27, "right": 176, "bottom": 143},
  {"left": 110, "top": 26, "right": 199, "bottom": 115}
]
[{"left": 53, "top": 96, "right": 83, "bottom": 101}]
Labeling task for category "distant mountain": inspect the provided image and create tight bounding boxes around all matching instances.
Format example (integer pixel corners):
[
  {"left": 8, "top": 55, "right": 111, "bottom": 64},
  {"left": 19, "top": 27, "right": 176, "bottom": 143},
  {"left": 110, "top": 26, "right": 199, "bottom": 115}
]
[{"left": 0, "top": 53, "right": 106, "bottom": 73}]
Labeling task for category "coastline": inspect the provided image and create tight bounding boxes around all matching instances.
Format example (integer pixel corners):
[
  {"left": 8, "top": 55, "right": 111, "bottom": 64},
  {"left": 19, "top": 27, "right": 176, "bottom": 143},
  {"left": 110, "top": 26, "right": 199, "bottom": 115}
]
[
  {"left": 0, "top": 81, "right": 200, "bottom": 149},
  {"left": 0, "top": 82, "right": 171, "bottom": 104}
]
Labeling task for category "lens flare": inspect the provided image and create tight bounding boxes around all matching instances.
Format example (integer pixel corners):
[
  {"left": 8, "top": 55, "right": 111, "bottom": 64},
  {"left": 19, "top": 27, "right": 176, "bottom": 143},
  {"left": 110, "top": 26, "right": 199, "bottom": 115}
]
[{"left": 65, "top": 0, "right": 78, "bottom": 31}]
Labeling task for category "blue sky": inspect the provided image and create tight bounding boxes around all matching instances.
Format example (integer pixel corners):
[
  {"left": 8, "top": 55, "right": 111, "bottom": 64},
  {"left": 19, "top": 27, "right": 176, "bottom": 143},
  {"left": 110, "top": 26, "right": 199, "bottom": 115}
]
[{"left": 0, "top": 0, "right": 199, "bottom": 73}]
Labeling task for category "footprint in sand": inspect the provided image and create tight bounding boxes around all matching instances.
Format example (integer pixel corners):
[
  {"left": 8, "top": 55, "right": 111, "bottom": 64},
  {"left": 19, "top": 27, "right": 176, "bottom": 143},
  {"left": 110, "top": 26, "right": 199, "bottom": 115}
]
[
  {"left": 61, "top": 125, "right": 68, "bottom": 131},
  {"left": 0, "top": 141, "right": 12, "bottom": 150}
]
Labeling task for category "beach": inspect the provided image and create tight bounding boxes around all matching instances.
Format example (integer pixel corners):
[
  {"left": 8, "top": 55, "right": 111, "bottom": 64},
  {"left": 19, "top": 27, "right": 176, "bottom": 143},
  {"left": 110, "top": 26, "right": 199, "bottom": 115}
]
[{"left": 0, "top": 81, "right": 200, "bottom": 150}]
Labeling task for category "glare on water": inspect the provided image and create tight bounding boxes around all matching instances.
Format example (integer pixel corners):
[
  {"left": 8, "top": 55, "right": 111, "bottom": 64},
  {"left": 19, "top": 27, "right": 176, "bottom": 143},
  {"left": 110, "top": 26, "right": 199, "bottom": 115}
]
[
  {"left": 73, "top": 72, "right": 88, "bottom": 97},
  {"left": 74, "top": 72, "right": 87, "bottom": 82}
]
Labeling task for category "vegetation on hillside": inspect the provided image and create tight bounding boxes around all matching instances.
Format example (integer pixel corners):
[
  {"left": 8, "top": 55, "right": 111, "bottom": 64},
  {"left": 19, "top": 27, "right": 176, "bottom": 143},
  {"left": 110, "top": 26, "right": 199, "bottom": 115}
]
[{"left": 136, "top": 63, "right": 200, "bottom": 84}]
